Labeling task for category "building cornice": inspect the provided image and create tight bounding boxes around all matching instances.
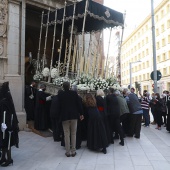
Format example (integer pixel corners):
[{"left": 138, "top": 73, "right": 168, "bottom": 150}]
[
  {"left": 26, "top": 0, "right": 74, "bottom": 10},
  {"left": 122, "top": 0, "right": 169, "bottom": 45}
]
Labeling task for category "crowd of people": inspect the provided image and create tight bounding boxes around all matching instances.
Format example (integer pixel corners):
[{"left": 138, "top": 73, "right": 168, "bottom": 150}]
[
  {"left": 1, "top": 80, "right": 170, "bottom": 166},
  {"left": 23, "top": 81, "right": 170, "bottom": 157}
]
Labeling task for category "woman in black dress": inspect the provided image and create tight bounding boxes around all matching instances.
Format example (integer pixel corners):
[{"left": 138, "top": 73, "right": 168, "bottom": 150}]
[
  {"left": 166, "top": 94, "right": 170, "bottom": 132},
  {"left": 85, "top": 93, "right": 108, "bottom": 154},
  {"left": 0, "top": 82, "right": 19, "bottom": 167},
  {"left": 153, "top": 93, "right": 163, "bottom": 130},
  {"left": 96, "top": 89, "right": 111, "bottom": 144}
]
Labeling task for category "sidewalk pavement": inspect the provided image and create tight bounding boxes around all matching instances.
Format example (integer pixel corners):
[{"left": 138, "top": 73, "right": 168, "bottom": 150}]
[{"left": 2, "top": 124, "right": 170, "bottom": 170}]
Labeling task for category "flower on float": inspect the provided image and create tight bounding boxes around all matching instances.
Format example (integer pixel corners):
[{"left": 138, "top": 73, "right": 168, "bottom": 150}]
[
  {"left": 42, "top": 67, "right": 50, "bottom": 77},
  {"left": 33, "top": 73, "right": 43, "bottom": 81},
  {"left": 51, "top": 68, "right": 58, "bottom": 79}
]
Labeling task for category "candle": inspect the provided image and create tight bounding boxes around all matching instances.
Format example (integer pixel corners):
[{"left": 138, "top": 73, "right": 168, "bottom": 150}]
[
  {"left": 11, "top": 114, "right": 13, "bottom": 126},
  {"left": 3, "top": 111, "right": 6, "bottom": 123}
]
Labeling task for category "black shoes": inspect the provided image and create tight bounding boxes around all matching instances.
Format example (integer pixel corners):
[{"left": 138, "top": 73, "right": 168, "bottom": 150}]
[
  {"left": 0, "top": 158, "right": 6, "bottom": 165},
  {"left": 134, "top": 136, "right": 140, "bottom": 139},
  {"left": 65, "top": 153, "right": 71, "bottom": 157},
  {"left": 71, "top": 152, "right": 77, "bottom": 157},
  {"left": 1, "top": 159, "right": 13, "bottom": 167},
  {"left": 119, "top": 140, "right": 124, "bottom": 146},
  {"left": 101, "top": 148, "right": 107, "bottom": 154}
]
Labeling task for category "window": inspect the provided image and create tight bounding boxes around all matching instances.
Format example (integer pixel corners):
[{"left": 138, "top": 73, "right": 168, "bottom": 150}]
[
  {"left": 162, "top": 53, "right": 166, "bottom": 61},
  {"left": 143, "top": 74, "right": 146, "bottom": 80},
  {"left": 142, "top": 63, "right": 145, "bottom": 69},
  {"left": 145, "top": 24, "right": 148, "bottom": 31},
  {"left": 161, "top": 10, "right": 164, "bottom": 18},
  {"left": 161, "top": 24, "right": 165, "bottom": 32},
  {"left": 167, "top": 4, "right": 170, "bottom": 13},
  {"left": 142, "top": 40, "right": 144, "bottom": 46},
  {"left": 138, "top": 43, "right": 141, "bottom": 49},
  {"left": 146, "top": 49, "right": 149, "bottom": 55},
  {"left": 163, "top": 68, "right": 167, "bottom": 76},
  {"left": 146, "top": 37, "right": 148, "bottom": 43},
  {"left": 157, "top": 55, "right": 160, "bottom": 62},
  {"left": 167, "top": 20, "right": 170, "bottom": 28},
  {"left": 162, "top": 38, "right": 165, "bottom": 46},
  {"left": 147, "top": 61, "right": 149, "bottom": 67},
  {"left": 156, "top": 42, "right": 160, "bottom": 49},
  {"left": 168, "top": 35, "right": 170, "bottom": 44},
  {"left": 156, "top": 28, "right": 159, "bottom": 36},
  {"left": 138, "top": 32, "right": 140, "bottom": 38},
  {"left": 155, "top": 15, "right": 159, "bottom": 22},
  {"left": 142, "top": 51, "right": 145, "bottom": 58}
]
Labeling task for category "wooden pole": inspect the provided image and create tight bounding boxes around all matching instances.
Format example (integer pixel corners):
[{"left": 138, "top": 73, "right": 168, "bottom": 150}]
[
  {"left": 36, "top": 11, "right": 44, "bottom": 73},
  {"left": 57, "top": 1, "right": 67, "bottom": 76},
  {"left": 42, "top": 8, "right": 50, "bottom": 70},
  {"left": 66, "top": 0, "right": 77, "bottom": 77},
  {"left": 104, "top": 27, "right": 112, "bottom": 78},
  {"left": 48, "top": 7, "right": 58, "bottom": 82},
  {"left": 77, "top": 0, "right": 89, "bottom": 78}
]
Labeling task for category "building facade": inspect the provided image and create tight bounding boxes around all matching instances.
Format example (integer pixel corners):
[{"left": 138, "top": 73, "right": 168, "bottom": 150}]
[
  {"left": 121, "top": 0, "right": 170, "bottom": 93},
  {"left": 0, "top": 0, "right": 73, "bottom": 129}
]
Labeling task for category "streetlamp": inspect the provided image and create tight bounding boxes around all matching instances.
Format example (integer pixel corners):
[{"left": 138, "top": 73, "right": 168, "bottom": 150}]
[{"left": 129, "top": 61, "right": 141, "bottom": 88}]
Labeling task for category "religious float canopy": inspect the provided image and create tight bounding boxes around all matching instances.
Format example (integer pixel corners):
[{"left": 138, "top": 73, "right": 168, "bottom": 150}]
[
  {"left": 45, "top": 0, "right": 124, "bottom": 33},
  {"left": 34, "top": 0, "right": 124, "bottom": 92}
]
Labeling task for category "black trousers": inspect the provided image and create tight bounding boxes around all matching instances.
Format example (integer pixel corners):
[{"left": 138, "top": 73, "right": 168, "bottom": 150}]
[
  {"left": 51, "top": 118, "right": 62, "bottom": 141},
  {"left": 120, "top": 113, "right": 129, "bottom": 135},
  {"left": 155, "top": 111, "right": 162, "bottom": 127},
  {"left": 128, "top": 114, "right": 142, "bottom": 137},
  {"left": 108, "top": 115, "right": 124, "bottom": 141}
]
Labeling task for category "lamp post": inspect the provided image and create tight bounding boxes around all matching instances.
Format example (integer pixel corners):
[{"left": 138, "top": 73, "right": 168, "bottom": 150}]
[
  {"left": 151, "top": 0, "right": 158, "bottom": 93},
  {"left": 130, "top": 61, "right": 141, "bottom": 88}
]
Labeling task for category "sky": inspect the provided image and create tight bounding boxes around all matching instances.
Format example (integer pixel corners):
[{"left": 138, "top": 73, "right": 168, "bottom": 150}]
[{"left": 103, "top": 0, "right": 163, "bottom": 56}]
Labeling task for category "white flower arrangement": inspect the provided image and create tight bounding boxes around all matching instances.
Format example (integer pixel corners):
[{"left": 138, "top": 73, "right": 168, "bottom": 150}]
[
  {"left": 33, "top": 73, "right": 43, "bottom": 81},
  {"left": 42, "top": 67, "right": 50, "bottom": 77},
  {"left": 51, "top": 68, "right": 58, "bottom": 79},
  {"left": 90, "top": 78, "right": 109, "bottom": 90},
  {"left": 77, "top": 84, "right": 90, "bottom": 91},
  {"left": 53, "top": 76, "right": 70, "bottom": 86},
  {"left": 78, "top": 74, "right": 92, "bottom": 85}
]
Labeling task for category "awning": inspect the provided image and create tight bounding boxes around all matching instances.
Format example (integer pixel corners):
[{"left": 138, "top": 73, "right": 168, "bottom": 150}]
[{"left": 44, "top": 0, "right": 124, "bottom": 34}]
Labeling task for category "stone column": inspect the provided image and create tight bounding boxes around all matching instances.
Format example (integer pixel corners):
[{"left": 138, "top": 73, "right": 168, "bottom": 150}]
[
  {"left": 0, "top": 0, "right": 8, "bottom": 80},
  {"left": 5, "top": 0, "right": 26, "bottom": 130}
]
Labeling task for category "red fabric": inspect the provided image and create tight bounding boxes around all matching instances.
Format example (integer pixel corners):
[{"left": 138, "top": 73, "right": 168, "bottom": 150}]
[
  {"left": 98, "top": 106, "right": 104, "bottom": 111},
  {"left": 39, "top": 100, "right": 45, "bottom": 104}
]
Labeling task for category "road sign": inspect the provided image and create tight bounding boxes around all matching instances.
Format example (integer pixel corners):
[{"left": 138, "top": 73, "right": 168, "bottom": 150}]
[{"left": 150, "top": 70, "right": 162, "bottom": 81}]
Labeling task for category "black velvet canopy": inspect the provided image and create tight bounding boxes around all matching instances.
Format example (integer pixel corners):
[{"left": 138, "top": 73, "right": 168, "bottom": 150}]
[{"left": 43, "top": 0, "right": 124, "bottom": 34}]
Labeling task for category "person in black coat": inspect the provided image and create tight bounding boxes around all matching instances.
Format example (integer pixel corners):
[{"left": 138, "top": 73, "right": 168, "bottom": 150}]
[
  {"left": 153, "top": 93, "right": 163, "bottom": 130},
  {"left": 0, "top": 82, "right": 19, "bottom": 167},
  {"left": 24, "top": 81, "right": 37, "bottom": 121},
  {"left": 58, "top": 82, "right": 84, "bottom": 157},
  {"left": 50, "top": 90, "right": 63, "bottom": 141},
  {"left": 85, "top": 93, "right": 108, "bottom": 154},
  {"left": 166, "top": 94, "right": 170, "bottom": 132},
  {"left": 96, "top": 89, "right": 111, "bottom": 144},
  {"left": 106, "top": 88, "right": 124, "bottom": 146},
  {"left": 34, "top": 84, "right": 52, "bottom": 131}
]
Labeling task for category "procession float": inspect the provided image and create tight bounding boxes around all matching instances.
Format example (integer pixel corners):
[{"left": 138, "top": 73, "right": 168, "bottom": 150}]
[{"left": 32, "top": 0, "right": 124, "bottom": 95}]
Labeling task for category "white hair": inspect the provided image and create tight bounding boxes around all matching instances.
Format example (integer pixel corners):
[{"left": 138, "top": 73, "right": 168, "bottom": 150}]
[
  {"left": 114, "top": 90, "right": 120, "bottom": 96},
  {"left": 126, "top": 90, "right": 131, "bottom": 95},
  {"left": 96, "top": 89, "right": 105, "bottom": 97}
]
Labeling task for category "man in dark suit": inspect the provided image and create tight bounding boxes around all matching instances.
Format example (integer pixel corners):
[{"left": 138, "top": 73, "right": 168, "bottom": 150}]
[
  {"left": 50, "top": 90, "right": 63, "bottom": 142},
  {"left": 25, "top": 81, "right": 36, "bottom": 120},
  {"left": 106, "top": 88, "right": 124, "bottom": 146},
  {"left": 58, "top": 82, "right": 84, "bottom": 157}
]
